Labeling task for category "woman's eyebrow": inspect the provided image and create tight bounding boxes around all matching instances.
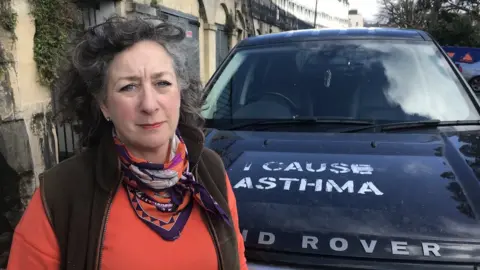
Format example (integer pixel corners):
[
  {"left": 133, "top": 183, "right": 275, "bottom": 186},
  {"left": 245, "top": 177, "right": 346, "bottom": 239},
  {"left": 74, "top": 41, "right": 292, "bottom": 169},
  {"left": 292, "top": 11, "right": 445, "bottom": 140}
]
[
  {"left": 151, "top": 71, "right": 174, "bottom": 79},
  {"left": 115, "top": 72, "right": 173, "bottom": 81},
  {"left": 114, "top": 75, "right": 140, "bottom": 81}
]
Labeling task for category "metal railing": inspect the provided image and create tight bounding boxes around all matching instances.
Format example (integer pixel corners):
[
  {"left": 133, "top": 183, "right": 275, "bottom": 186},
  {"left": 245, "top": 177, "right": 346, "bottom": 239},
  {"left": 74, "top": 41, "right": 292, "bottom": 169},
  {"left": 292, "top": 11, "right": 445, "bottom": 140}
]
[{"left": 55, "top": 6, "right": 101, "bottom": 161}]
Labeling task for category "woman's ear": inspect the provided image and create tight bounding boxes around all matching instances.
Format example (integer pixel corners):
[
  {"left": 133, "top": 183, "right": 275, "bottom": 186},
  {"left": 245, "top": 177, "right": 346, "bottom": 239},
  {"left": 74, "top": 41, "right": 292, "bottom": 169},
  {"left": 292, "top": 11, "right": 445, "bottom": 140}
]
[{"left": 98, "top": 96, "right": 110, "bottom": 121}]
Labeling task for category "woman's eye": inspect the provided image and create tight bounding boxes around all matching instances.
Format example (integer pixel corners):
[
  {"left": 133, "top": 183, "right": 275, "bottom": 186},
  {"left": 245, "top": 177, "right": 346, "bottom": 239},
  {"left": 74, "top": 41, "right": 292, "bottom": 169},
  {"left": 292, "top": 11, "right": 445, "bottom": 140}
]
[
  {"left": 156, "top": 80, "right": 172, "bottom": 87},
  {"left": 119, "top": 84, "right": 136, "bottom": 92}
]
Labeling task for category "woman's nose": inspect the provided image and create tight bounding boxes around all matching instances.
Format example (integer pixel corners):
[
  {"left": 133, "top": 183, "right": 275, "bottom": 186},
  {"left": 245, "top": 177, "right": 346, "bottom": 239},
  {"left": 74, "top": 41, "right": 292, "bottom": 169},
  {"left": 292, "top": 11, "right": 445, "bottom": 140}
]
[{"left": 139, "top": 84, "right": 159, "bottom": 114}]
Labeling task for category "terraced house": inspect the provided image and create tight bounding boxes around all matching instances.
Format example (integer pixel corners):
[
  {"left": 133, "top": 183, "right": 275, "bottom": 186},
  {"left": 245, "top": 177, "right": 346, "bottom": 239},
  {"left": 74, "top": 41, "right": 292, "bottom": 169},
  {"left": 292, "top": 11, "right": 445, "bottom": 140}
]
[{"left": 0, "top": 0, "right": 350, "bottom": 210}]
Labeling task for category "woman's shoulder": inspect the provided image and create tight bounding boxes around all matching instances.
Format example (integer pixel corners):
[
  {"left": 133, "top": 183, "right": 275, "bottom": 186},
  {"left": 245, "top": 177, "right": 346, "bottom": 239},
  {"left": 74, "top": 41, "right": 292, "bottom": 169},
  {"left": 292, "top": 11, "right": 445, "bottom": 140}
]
[
  {"left": 196, "top": 147, "right": 229, "bottom": 195},
  {"left": 200, "top": 147, "right": 224, "bottom": 168},
  {"left": 39, "top": 149, "right": 98, "bottom": 226},
  {"left": 39, "top": 149, "right": 98, "bottom": 202},
  {"left": 41, "top": 148, "right": 95, "bottom": 183}
]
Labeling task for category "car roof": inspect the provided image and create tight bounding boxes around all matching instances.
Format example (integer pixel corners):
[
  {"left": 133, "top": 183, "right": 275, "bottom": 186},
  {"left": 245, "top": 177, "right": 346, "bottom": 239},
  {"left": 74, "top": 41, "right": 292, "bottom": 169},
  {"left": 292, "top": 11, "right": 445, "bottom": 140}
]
[{"left": 236, "top": 27, "right": 432, "bottom": 47}]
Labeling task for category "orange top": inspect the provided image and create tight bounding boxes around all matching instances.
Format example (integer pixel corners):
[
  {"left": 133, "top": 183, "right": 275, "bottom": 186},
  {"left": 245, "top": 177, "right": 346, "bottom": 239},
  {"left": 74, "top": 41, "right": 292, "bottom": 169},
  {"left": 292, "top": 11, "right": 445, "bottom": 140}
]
[{"left": 7, "top": 175, "right": 247, "bottom": 270}]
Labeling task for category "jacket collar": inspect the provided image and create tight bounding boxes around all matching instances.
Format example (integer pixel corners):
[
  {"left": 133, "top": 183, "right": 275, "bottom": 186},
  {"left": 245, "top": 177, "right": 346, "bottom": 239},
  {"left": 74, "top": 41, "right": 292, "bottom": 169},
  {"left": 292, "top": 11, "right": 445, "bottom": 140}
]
[{"left": 93, "top": 123, "right": 205, "bottom": 192}]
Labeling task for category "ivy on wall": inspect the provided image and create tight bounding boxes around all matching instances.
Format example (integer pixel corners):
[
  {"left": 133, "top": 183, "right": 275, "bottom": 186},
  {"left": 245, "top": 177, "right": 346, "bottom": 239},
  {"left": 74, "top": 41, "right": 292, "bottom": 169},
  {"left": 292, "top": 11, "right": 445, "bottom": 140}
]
[
  {"left": 0, "top": 0, "right": 16, "bottom": 78},
  {"left": 150, "top": 0, "right": 159, "bottom": 8},
  {"left": 28, "top": 0, "right": 80, "bottom": 87},
  {"left": 225, "top": 10, "right": 236, "bottom": 34},
  {"left": 0, "top": 0, "right": 17, "bottom": 36},
  {"left": 0, "top": 44, "right": 14, "bottom": 78}
]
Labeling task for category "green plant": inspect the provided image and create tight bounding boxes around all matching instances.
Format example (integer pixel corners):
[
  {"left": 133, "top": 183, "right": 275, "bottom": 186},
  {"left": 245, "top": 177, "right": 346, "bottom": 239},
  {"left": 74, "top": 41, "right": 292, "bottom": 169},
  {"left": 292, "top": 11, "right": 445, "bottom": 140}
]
[
  {"left": 0, "top": 43, "right": 15, "bottom": 78},
  {"left": 150, "top": 0, "right": 159, "bottom": 8},
  {"left": 29, "top": 0, "right": 80, "bottom": 87},
  {"left": 225, "top": 11, "right": 236, "bottom": 34},
  {"left": 0, "top": 0, "right": 17, "bottom": 34}
]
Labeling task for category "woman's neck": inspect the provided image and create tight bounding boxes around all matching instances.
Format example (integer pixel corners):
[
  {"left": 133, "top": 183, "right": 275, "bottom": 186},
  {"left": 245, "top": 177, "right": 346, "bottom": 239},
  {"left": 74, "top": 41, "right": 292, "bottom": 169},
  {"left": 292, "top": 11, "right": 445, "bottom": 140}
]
[
  {"left": 125, "top": 138, "right": 174, "bottom": 164},
  {"left": 114, "top": 129, "right": 177, "bottom": 164},
  {"left": 131, "top": 146, "right": 169, "bottom": 163}
]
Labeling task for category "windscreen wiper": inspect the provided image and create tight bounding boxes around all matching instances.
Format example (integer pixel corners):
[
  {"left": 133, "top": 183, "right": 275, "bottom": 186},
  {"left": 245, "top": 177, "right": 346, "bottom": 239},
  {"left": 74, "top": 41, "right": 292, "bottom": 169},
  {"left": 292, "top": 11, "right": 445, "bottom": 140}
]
[
  {"left": 226, "top": 117, "right": 375, "bottom": 131},
  {"left": 339, "top": 120, "right": 480, "bottom": 133}
]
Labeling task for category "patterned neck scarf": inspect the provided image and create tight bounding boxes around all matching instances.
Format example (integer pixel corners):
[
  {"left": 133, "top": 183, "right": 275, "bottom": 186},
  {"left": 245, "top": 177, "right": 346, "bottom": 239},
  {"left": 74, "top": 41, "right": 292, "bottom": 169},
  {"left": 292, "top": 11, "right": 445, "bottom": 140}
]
[{"left": 113, "top": 130, "right": 231, "bottom": 241}]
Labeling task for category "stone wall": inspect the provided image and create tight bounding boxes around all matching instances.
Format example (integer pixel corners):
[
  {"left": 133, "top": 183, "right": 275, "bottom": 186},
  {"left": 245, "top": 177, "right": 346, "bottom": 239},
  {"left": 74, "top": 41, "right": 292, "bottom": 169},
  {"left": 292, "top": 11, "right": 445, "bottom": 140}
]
[{"left": 0, "top": 0, "right": 57, "bottom": 209}]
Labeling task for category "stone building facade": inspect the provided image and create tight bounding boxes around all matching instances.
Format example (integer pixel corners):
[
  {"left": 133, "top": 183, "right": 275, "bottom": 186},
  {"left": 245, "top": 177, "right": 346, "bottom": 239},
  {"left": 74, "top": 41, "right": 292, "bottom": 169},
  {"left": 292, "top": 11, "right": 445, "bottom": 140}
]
[{"left": 0, "top": 0, "right": 351, "bottom": 209}]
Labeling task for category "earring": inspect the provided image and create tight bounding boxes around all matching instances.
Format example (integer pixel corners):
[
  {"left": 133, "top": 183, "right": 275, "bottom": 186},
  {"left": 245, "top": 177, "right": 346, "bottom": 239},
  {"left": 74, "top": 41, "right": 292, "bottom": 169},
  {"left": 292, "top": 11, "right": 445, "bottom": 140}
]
[{"left": 106, "top": 117, "right": 111, "bottom": 122}]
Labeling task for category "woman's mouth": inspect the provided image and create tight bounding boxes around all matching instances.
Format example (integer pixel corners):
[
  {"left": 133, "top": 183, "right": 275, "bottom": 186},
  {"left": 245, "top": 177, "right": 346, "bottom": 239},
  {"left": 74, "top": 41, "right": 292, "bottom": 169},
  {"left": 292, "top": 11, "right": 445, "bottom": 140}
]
[{"left": 138, "top": 122, "right": 163, "bottom": 130}]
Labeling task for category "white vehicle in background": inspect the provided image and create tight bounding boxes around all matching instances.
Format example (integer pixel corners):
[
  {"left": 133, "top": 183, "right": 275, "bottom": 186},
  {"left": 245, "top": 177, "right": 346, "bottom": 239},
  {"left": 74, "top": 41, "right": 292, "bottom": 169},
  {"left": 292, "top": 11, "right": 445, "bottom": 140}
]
[
  {"left": 457, "top": 61, "right": 480, "bottom": 92},
  {"left": 443, "top": 46, "right": 480, "bottom": 92}
]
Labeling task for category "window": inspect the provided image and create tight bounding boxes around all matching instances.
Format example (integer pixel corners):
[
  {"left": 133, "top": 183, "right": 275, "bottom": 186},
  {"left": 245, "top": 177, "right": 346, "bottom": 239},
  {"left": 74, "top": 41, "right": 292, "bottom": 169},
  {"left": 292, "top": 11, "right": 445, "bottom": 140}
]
[{"left": 202, "top": 40, "right": 479, "bottom": 123}]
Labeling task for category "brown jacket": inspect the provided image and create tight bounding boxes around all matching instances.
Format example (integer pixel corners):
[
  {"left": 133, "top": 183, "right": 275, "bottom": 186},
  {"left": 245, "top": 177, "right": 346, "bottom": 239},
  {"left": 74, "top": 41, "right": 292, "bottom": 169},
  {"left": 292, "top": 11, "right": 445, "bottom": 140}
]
[{"left": 38, "top": 124, "right": 242, "bottom": 270}]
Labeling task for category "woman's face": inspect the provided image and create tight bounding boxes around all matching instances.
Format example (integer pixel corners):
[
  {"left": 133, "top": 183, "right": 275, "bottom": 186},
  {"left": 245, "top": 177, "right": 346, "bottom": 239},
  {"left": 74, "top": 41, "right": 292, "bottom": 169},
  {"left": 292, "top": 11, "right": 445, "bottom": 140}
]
[{"left": 100, "top": 40, "right": 181, "bottom": 159}]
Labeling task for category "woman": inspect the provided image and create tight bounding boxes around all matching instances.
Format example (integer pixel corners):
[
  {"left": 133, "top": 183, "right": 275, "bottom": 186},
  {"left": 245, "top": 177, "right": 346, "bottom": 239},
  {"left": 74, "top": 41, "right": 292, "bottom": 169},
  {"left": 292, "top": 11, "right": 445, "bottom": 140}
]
[{"left": 7, "top": 16, "right": 247, "bottom": 270}]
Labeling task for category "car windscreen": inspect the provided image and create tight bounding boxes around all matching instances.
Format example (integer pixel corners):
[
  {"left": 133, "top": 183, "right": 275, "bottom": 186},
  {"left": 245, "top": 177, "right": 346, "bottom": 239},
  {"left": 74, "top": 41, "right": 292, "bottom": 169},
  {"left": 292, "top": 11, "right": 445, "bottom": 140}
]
[{"left": 201, "top": 39, "right": 480, "bottom": 125}]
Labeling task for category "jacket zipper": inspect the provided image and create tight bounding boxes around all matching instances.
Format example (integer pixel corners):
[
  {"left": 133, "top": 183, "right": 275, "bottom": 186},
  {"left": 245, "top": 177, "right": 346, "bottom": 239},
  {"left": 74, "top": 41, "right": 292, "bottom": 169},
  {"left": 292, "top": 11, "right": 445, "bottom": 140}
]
[
  {"left": 94, "top": 172, "right": 123, "bottom": 270},
  {"left": 39, "top": 174, "right": 54, "bottom": 227},
  {"left": 206, "top": 212, "right": 224, "bottom": 270},
  {"left": 194, "top": 167, "right": 224, "bottom": 270}
]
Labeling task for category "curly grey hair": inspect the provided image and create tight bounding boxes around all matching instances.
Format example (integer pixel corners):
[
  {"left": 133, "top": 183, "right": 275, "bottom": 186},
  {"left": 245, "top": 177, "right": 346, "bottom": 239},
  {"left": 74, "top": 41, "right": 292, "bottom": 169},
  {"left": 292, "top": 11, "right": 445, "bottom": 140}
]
[{"left": 54, "top": 15, "right": 204, "bottom": 148}]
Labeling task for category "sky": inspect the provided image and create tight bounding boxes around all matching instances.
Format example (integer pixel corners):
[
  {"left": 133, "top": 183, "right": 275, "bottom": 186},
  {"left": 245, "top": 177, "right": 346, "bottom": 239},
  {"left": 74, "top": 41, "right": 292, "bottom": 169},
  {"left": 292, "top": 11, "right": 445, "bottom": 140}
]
[{"left": 294, "top": 0, "right": 380, "bottom": 22}]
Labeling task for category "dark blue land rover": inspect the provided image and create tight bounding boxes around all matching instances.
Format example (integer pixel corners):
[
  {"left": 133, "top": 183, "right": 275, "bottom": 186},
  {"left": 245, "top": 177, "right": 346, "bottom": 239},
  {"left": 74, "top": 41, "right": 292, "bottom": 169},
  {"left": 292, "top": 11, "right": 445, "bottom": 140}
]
[{"left": 201, "top": 28, "right": 480, "bottom": 269}]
